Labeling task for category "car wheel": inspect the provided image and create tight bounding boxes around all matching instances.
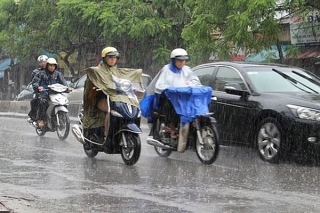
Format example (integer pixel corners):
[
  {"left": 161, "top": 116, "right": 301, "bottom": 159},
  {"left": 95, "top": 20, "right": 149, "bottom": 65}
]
[{"left": 256, "top": 117, "right": 284, "bottom": 163}]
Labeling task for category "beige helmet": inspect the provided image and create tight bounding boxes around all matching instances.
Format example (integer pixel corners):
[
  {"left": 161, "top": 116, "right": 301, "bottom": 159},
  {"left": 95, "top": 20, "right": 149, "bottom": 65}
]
[
  {"left": 46, "top": 58, "right": 58, "bottom": 69},
  {"left": 46, "top": 58, "right": 57, "bottom": 65},
  {"left": 101, "top": 46, "right": 120, "bottom": 58}
]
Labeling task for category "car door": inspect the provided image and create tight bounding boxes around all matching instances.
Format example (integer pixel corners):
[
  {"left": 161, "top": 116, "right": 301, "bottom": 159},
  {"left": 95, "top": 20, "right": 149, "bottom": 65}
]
[
  {"left": 211, "top": 66, "right": 258, "bottom": 145},
  {"left": 67, "top": 75, "right": 86, "bottom": 104}
]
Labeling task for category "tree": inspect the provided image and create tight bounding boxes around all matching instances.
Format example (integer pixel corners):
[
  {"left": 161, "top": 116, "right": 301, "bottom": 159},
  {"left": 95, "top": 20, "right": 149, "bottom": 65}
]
[
  {"left": 182, "top": 0, "right": 319, "bottom": 64},
  {"left": 0, "top": 0, "right": 194, "bottom": 77}
]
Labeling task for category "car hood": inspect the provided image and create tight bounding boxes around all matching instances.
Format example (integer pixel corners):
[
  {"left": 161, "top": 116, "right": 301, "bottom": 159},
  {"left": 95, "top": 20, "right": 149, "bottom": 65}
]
[{"left": 264, "top": 91, "right": 320, "bottom": 108}]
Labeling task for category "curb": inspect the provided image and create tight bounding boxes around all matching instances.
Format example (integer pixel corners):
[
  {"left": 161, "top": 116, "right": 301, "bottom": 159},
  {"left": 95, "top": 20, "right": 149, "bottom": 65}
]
[
  {"left": 0, "top": 101, "right": 81, "bottom": 118},
  {"left": 0, "top": 101, "right": 147, "bottom": 124}
]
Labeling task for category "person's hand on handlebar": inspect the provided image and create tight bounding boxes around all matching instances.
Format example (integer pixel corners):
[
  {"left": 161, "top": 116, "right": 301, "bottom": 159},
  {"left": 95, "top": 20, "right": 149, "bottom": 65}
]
[{"left": 38, "top": 86, "right": 44, "bottom": 91}]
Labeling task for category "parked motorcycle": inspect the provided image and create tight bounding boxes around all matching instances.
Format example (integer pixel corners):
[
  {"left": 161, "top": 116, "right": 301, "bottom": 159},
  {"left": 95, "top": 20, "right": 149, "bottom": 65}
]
[
  {"left": 28, "top": 83, "right": 70, "bottom": 140},
  {"left": 72, "top": 75, "right": 143, "bottom": 166},
  {"left": 146, "top": 86, "right": 219, "bottom": 165}
]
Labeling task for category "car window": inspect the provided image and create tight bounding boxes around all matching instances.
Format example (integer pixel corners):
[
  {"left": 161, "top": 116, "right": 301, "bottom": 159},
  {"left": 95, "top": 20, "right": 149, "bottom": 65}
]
[
  {"left": 142, "top": 75, "right": 152, "bottom": 89},
  {"left": 214, "top": 67, "right": 246, "bottom": 91},
  {"left": 193, "top": 66, "right": 215, "bottom": 87},
  {"left": 74, "top": 75, "right": 87, "bottom": 89},
  {"left": 246, "top": 67, "right": 320, "bottom": 93}
]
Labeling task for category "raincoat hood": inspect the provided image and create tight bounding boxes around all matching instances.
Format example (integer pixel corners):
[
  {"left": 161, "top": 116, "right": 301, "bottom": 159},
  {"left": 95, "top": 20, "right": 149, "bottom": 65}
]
[{"left": 169, "top": 61, "right": 182, "bottom": 74}]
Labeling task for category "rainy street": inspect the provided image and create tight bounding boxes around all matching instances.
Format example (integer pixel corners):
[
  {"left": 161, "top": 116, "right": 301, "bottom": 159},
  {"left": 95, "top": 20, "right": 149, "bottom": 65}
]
[{"left": 0, "top": 116, "right": 319, "bottom": 213}]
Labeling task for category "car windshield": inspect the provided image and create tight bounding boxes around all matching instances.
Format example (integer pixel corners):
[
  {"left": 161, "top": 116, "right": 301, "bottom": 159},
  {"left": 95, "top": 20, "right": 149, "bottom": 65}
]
[{"left": 245, "top": 66, "right": 320, "bottom": 94}]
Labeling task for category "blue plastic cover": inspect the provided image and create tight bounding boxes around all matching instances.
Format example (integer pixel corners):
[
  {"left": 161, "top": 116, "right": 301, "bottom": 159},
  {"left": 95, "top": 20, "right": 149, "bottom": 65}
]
[
  {"left": 140, "top": 86, "right": 213, "bottom": 124},
  {"left": 164, "top": 86, "right": 212, "bottom": 125},
  {"left": 140, "top": 94, "right": 155, "bottom": 120}
]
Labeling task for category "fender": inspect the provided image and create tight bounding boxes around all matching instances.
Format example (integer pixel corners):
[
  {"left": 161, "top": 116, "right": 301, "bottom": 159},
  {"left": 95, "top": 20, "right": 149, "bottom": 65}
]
[
  {"left": 54, "top": 105, "right": 69, "bottom": 114},
  {"left": 115, "top": 123, "right": 142, "bottom": 135}
]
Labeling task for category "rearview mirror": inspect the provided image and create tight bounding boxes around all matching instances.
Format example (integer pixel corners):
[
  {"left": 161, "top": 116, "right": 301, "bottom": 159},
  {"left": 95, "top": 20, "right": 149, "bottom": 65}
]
[{"left": 224, "top": 83, "right": 250, "bottom": 97}]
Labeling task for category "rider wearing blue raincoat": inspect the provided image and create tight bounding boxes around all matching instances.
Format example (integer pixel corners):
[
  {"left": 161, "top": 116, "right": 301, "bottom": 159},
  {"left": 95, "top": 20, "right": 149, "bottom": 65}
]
[{"left": 140, "top": 48, "right": 212, "bottom": 137}]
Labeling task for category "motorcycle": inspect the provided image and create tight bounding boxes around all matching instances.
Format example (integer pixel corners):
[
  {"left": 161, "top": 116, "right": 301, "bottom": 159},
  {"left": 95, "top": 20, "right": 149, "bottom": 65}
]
[
  {"left": 28, "top": 83, "right": 70, "bottom": 140},
  {"left": 72, "top": 75, "right": 143, "bottom": 166},
  {"left": 146, "top": 86, "right": 219, "bottom": 165}
]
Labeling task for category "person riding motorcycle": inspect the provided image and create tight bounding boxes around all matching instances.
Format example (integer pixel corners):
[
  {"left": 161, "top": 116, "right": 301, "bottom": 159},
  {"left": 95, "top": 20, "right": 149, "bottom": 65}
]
[
  {"left": 83, "top": 46, "right": 143, "bottom": 144},
  {"left": 32, "top": 58, "right": 71, "bottom": 128},
  {"left": 141, "top": 48, "right": 202, "bottom": 139},
  {"left": 27, "top": 55, "right": 48, "bottom": 123}
]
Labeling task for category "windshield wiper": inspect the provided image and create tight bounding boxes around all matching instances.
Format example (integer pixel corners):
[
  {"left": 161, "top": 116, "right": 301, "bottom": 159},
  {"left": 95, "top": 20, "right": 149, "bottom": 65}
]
[
  {"left": 272, "top": 68, "right": 319, "bottom": 94},
  {"left": 292, "top": 70, "right": 320, "bottom": 87}
]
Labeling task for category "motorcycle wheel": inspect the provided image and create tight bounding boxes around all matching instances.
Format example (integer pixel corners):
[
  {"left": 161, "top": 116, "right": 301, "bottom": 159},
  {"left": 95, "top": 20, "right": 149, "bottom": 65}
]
[
  {"left": 153, "top": 119, "right": 172, "bottom": 157},
  {"left": 196, "top": 124, "right": 219, "bottom": 165},
  {"left": 83, "top": 144, "right": 99, "bottom": 158},
  {"left": 56, "top": 111, "right": 70, "bottom": 140},
  {"left": 154, "top": 146, "right": 172, "bottom": 157},
  {"left": 120, "top": 133, "right": 141, "bottom": 166},
  {"left": 36, "top": 127, "right": 46, "bottom": 136}
]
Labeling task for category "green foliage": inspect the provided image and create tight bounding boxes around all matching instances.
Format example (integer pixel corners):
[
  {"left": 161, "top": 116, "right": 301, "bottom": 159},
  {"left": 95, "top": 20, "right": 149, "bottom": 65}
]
[
  {"left": 0, "top": 0, "right": 318, "bottom": 76},
  {"left": 0, "top": 0, "right": 195, "bottom": 75},
  {"left": 182, "top": 0, "right": 317, "bottom": 63},
  {"left": 285, "top": 44, "right": 301, "bottom": 56}
]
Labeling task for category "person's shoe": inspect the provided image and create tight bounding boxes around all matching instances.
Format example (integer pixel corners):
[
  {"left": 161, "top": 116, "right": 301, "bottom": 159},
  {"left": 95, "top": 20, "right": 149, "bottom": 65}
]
[
  {"left": 27, "top": 118, "right": 34, "bottom": 123},
  {"left": 38, "top": 120, "right": 45, "bottom": 128}
]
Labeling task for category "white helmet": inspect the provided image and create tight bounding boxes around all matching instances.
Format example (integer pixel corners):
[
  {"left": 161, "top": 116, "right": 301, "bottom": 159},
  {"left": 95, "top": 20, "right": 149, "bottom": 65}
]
[
  {"left": 170, "top": 48, "right": 189, "bottom": 60},
  {"left": 37, "top": 55, "right": 48, "bottom": 62}
]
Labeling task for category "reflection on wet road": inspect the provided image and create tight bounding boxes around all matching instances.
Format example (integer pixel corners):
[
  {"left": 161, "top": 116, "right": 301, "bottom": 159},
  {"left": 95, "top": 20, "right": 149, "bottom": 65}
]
[{"left": 0, "top": 117, "right": 319, "bottom": 212}]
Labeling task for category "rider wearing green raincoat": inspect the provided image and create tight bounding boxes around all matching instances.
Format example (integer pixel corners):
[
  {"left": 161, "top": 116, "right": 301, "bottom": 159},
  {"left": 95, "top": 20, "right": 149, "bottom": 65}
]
[{"left": 82, "top": 46, "right": 143, "bottom": 141}]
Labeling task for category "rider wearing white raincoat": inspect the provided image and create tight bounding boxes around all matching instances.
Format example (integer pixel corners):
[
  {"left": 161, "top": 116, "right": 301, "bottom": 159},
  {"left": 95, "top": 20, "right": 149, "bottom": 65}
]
[{"left": 141, "top": 48, "right": 213, "bottom": 141}]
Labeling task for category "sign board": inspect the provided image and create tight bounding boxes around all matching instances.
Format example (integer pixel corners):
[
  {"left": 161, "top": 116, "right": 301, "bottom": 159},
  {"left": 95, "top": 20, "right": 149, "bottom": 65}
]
[{"left": 290, "top": 11, "right": 320, "bottom": 45}]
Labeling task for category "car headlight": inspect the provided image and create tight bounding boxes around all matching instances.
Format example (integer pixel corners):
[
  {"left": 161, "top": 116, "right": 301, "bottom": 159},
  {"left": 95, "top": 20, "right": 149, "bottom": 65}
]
[{"left": 287, "top": 104, "right": 320, "bottom": 121}]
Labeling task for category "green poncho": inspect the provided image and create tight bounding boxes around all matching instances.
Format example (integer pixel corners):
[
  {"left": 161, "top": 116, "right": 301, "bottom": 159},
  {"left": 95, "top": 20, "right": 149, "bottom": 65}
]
[{"left": 82, "top": 62, "right": 143, "bottom": 129}]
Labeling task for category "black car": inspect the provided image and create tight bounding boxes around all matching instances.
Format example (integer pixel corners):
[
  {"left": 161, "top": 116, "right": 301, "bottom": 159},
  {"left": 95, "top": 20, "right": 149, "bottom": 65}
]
[{"left": 193, "top": 61, "right": 320, "bottom": 163}]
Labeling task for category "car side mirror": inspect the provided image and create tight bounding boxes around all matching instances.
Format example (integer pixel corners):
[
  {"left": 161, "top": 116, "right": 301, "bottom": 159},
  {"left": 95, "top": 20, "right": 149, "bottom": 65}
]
[
  {"left": 71, "top": 77, "right": 80, "bottom": 83},
  {"left": 224, "top": 83, "right": 250, "bottom": 97}
]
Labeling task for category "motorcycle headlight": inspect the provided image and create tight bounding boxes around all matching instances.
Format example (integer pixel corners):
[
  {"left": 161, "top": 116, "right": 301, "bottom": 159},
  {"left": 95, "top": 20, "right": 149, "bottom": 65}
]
[
  {"left": 287, "top": 104, "right": 320, "bottom": 121},
  {"left": 119, "top": 80, "right": 132, "bottom": 92}
]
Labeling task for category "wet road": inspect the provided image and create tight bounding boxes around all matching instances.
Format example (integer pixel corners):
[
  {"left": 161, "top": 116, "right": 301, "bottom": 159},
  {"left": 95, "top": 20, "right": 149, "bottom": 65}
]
[{"left": 0, "top": 117, "right": 319, "bottom": 213}]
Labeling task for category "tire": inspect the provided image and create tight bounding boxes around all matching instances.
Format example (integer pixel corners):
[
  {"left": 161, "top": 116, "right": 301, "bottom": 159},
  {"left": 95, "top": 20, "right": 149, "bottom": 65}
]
[
  {"left": 83, "top": 144, "right": 99, "bottom": 158},
  {"left": 154, "top": 146, "right": 172, "bottom": 157},
  {"left": 121, "top": 133, "right": 141, "bottom": 166},
  {"left": 256, "top": 117, "right": 283, "bottom": 163},
  {"left": 153, "top": 119, "right": 172, "bottom": 157},
  {"left": 196, "top": 124, "right": 219, "bottom": 165},
  {"left": 36, "top": 127, "right": 46, "bottom": 136},
  {"left": 56, "top": 111, "right": 70, "bottom": 140}
]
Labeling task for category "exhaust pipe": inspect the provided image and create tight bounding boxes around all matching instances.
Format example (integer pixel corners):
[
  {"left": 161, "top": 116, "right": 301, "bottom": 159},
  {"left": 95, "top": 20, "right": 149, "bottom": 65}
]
[
  {"left": 72, "top": 124, "right": 85, "bottom": 144},
  {"left": 147, "top": 138, "right": 172, "bottom": 149}
]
